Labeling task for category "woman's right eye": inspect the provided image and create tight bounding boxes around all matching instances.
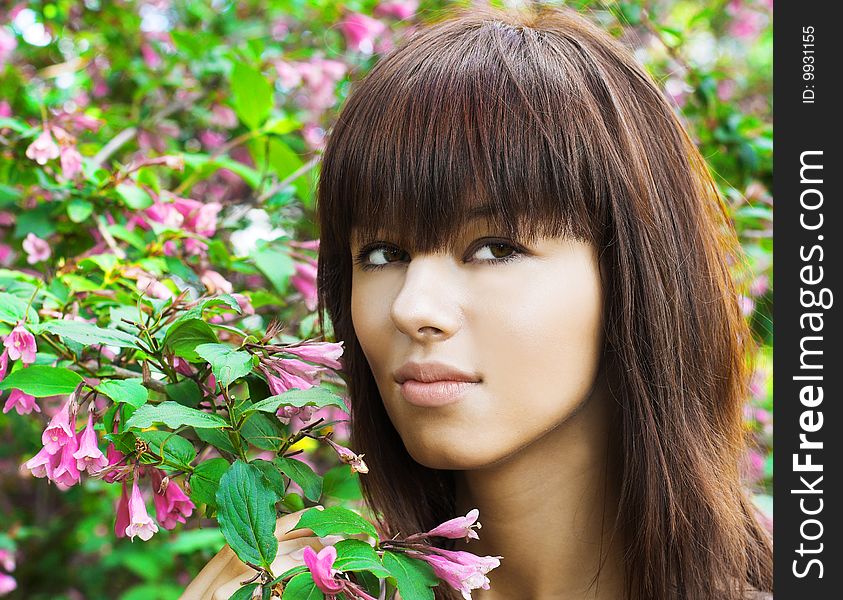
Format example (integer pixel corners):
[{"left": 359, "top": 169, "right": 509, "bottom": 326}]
[{"left": 353, "top": 244, "right": 407, "bottom": 271}]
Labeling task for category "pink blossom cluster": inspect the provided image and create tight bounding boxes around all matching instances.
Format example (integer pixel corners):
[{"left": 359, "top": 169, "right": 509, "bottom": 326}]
[
  {"left": 22, "top": 399, "right": 108, "bottom": 489},
  {"left": 302, "top": 508, "right": 501, "bottom": 600},
  {"left": 255, "top": 340, "right": 344, "bottom": 425},
  {"left": 114, "top": 467, "right": 194, "bottom": 542},
  {"left": 131, "top": 190, "right": 223, "bottom": 257}
]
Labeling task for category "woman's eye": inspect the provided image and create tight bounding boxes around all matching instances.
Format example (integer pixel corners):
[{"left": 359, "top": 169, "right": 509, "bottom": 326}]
[
  {"left": 472, "top": 242, "right": 519, "bottom": 262},
  {"left": 354, "top": 240, "right": 523, "bottom": 271}
]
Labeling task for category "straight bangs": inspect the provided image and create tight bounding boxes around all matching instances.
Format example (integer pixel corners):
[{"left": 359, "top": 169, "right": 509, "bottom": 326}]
[{"left": 319, "top": 10, "right": 614, "bottom": 256}]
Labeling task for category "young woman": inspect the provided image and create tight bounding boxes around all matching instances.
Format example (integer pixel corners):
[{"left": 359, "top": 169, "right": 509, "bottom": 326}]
[{"left": 184, "top": 4, "right": 773, "bottom": 599}]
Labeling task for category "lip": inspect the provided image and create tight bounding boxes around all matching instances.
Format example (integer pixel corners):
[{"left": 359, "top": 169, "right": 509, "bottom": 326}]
[
  {"left": 393, "top": 361, "right": 481, "bottom": 385},
  {"left": 399, "top": 380, "right": 480, "bottom": 407},
  {"left": 393, "top": 361, "right": 482, "bottom": 408}
]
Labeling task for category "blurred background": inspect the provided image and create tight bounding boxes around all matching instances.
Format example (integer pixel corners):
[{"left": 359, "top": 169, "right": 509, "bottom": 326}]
[{"left": 0, "top": 0, "right": 772, "bottom": 597}]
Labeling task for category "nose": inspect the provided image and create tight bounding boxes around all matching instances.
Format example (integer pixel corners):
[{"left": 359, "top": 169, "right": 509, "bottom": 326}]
[{"left": 390, "top": 254, "right": 462, "bottom": 342}]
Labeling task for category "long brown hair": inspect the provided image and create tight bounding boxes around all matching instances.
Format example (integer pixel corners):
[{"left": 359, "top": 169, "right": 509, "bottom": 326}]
[{"left": 315, "top": 4, "right": 773, "bottom": 599}]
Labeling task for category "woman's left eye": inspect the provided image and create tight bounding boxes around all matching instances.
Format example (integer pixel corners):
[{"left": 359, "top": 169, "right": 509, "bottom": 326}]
[{"left": 471, "top": 241, "right": 521, "bottom": 263}]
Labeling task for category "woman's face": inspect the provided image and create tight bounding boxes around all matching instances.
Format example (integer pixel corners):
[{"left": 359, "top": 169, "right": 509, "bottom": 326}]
[{"left": 350, "top": 216, "right": 606, "bottom": 469}]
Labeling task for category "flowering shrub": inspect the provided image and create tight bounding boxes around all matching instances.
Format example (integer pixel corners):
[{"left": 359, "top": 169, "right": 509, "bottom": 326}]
[{"left": 0, "top": 0, "right": 772, "bottom": 598}]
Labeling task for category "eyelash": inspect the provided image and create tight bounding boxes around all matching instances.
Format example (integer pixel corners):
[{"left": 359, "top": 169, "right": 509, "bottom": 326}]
[{"left": 353, "top": 240, "right": 525, "bottom": 271}]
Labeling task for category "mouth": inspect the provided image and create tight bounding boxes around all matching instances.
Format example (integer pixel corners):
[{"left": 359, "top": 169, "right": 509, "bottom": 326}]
[{"left": 398, "top": 379, "right": 480, "bottom": 408}]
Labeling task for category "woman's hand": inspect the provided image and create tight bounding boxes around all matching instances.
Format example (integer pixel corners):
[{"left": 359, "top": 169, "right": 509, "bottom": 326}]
[{"left": 180, "top": 506, "right": 326, "bottom": 600}]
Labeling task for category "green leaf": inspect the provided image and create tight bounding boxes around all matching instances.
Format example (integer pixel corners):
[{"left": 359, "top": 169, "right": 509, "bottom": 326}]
[
  {"left": 252, "top": 458, "right": 289, "bottom": 497},
  {"left": 334, "top": 539, "right": 391, "bottom": 578},
  {"left": 195, "top": 427, "right": 240, "bottom": 456},
  {"left": 115, "top": 183, "right": 153, "bottom": 210},
  {"left": 229, "top": 584, "right": 259, "bottom": 600},
  {"left": 189, "top": 458, "right": 230, "bottom": 507},
  {"left": 382, "top": 551, "right": 438, "bottom": 600},
  {"left": 67, "top": 198, "right": 94, "bottom": 223},
  {"left": 231, "top": 62, "right": 274, "bottom": 130},
  {"left": 241, "top": 413, "right": 284, "bottom": 451},
  {"left": 281, "top": 572, "right": 324, "bottom": 600},
  {"left": 251, "top": 246, "right": 295, "bottom": 295},
  {"left": 291, "top": 506, "right": 378, "bottom": 542},
  {"left": 163, "top": 318, "right": 218, "bottom": 362},
  {"left": 164, "top": 378, "right": 202, "bottom": 408},
  {"left": 125, "top": 401, "right": 229, "bottom": 429},
  {"left": 96, "top": 379, "right": 149, "bottom": 408},
  {"left": 106, "top": 224, "right": 146, "bottom": 250},
  {"left": 274, "top": 457, "right": 322, "bottom": 502},
  {"left": 42, "top": 319, "right": 141, "bottom": 349},
  {"left": 216, "top": 460, "right": 280, "bottom": 569},
  {"left": 246, "top": 387, "right": 348, "bottom": 416},
  {"left": 136, "top": 430, "right": 197, "bottom": 470},
  {"left": 322, "top": 465, "right": 362, "bottom": 501},
  {"left": 0, "top": 292, "right": 38, "bottom": 324},
  {"left": 195, "top": 343, "right": 256, "bottom": 388},
  {"left": 0, "top": 366, "right": 83, "bottom": 397}
]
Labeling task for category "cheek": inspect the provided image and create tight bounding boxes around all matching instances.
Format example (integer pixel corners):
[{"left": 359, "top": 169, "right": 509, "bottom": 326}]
[
  {"left": 350, "top": 276, "right": 394, "bottom": 382},
  {"left": 475, "top": 256, "right": 604, "bottom": 423}
]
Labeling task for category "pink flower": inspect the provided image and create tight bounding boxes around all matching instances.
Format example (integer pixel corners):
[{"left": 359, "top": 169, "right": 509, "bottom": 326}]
[
  {"left": 24, "top": 445, "right": 60, "bottom": 480},
  {"left": 0, "top": 100, "right": 11, "bottom": 118},
  {"left": 102, "top": 442, "right": 127, "bottom": 483},
  {"left": 4, "top": 323, "right": 38, "bottom": 364},
  {"left": 0, "top": 26, "right": 18, "bottom": 68},
  {"left": 338, "top": 13, "right": 387, "bottom": 55},
  {"left": 136, "top": 274, "right": 173, "bottom": 299},
  {"left": 231, "top": 293, "right": 255, "bottom": 316},
  {"left": 3, "top": 388, "right": 41, "bottom": 415},
  {"left": 140, "top": 42, "right": 161, "bottom": 69},
  {"left": 739, "top": 295, "right": 755, "bottom": 317},
  {"left": 323, "top": 436, "right": 368, "bottom": 474},
  {"left": 291, "top": 258, "right": 318, "bottom": 311},
  {"left": 200, "top": 270, "right": 233, "bottom": 294},
  {"left": 411, "top": 547, "right": 502, "bottom": 600},
  {"left": 114, "top": 482, "right": 131, "bottom": 538},
  {"left": 425, "top": 508, "right": 482, "bottom": 542},
  {"left": 0, "top": 349, "right": 7, "bottom": 382},
  {"left": 125, "top": 479, "right": 159, "bottom": 541},
  {"left": 210, "top": 103, "right": 238, "bottom": 129},
  {"left": 0, "top": 548, "right": 14, "bottom": 572},
  {"left": 374, "top": 0, "right": 419, "bottom": 20},
  {"left": 277, "top": 404, "right": 317, "bottom": 426},
  {"left": 750, "top": 274, "right": 769, "bottom": 297},
  {"left": 60, "top": 144, "right": 84, "bottom": 179},
  {"left": 302, "top": 545, "right": 345, "bottom": 594},
  {"left": 25, "top": 128, "right": 61, "bottom": 165},
  {"left": 151, "top": 472, "right": 195, "bottom": 529},
  {"left": 0, "top": 573, "right": 16, "bottom": 595},
  {"left": 73, "top": 413, "right": 109, "bottom": 474},
  {"left": 51, "top": 433, "right": 82, "bottom": 487},
  {"left": 274, "top": 59, "right": 303, "bottom": 89},
  {"left": 283, "top": 341, "right": 344, "bottom": 371},
  {"left": 21, "top": 232, "right": 51, "bottom": 265},
  {"left": 259, "top": 363, "right": 315, "bottom": 397},
  {"left": 143, "top": 199, "right": 185, "bottom": 229},
  {"left": 41, "top": 398, "right": 76, "bottom": 454}
]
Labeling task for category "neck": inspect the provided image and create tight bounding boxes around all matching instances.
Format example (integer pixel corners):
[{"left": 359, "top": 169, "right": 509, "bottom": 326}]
[{"left": 451, "top": 377, "right": 625, "bottom": 600}]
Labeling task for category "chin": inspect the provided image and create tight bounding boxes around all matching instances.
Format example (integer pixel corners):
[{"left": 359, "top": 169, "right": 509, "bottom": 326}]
[{"left": 402, "top": 434, "right": 508, "bottom": 471}]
